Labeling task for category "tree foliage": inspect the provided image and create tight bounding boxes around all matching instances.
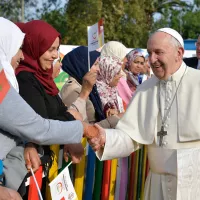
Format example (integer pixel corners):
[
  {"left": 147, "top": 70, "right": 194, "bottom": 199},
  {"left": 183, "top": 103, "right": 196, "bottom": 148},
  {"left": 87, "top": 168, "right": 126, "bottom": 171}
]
[
  {"left": 1, "top": 0, "right": 199, "bottom": 47},
  {"left": 0, "top": 0, "right": 38, "bottom": 22},
  {"left": 65, "top": 0, "right": 102, "bottom": 45},
  {"left": 152, "top": 0, "right": 200, "bottom": 40}
]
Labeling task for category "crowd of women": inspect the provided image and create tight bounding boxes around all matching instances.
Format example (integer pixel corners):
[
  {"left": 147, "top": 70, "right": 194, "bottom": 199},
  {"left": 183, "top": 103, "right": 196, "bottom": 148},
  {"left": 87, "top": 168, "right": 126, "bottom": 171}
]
[{"left": 0, "top": 16, "right": 152, "bottom": 200}]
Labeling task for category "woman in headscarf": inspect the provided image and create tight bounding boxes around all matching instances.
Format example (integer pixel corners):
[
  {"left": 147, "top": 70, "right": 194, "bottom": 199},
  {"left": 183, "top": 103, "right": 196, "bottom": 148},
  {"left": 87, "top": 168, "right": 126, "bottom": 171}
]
[
  {"left": 100, "top": 41, "right": 133, "bottom": 106},
  {"left": 125, "top": 48, "right": 145, "bottom": 92},
  {"left": 0, "top": 16, "right": 25, "bottom": 200},
  {"left": 61, "top": 46, "right": 120, "bottom": 127},
  {"left": 1, "top": 20, "right": 24, "bottom": 92},
  {"left": 99, "top": 41, "right": 135, "bottom": 200},
  {"left": 96, "top": 56, "right": 124, "bottom": 115},
  {"left": 61, "top": 46, "right": 122, "bottom": 200},
  {"left": 0, "top": 17, "right": 96, "bottom": 199},
  {"left": 15, "top": 20, "right": 84, "bottom": 198}
]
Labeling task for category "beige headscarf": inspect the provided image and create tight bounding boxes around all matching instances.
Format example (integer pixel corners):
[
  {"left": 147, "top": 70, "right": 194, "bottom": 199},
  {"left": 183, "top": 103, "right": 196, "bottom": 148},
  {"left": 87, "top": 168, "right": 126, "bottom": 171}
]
[{"left": 100, "top": 41, "right": 127, "bottom": 60}]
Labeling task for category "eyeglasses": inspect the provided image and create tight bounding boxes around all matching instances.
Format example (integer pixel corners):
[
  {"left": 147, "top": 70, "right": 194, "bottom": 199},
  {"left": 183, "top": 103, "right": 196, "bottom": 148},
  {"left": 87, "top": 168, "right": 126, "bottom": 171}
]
[{"left": 195, "top": 42, "right": 200, "bottom": 47}]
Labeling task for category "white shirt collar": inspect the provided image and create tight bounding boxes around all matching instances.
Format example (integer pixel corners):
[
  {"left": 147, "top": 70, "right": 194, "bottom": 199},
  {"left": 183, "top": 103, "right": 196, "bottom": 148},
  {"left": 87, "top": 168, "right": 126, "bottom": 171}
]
[
  {"left": 171, "top": 61, "right": 187, "bottom": 82},
  {"left": 159, "top": 62, "right": 187, "bottom": 84}
]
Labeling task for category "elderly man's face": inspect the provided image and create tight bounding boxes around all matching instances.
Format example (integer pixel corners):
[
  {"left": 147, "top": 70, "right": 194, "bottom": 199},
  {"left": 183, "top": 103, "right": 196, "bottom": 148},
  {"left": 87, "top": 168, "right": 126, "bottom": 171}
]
[
  {"left": 147, "top": 32, "right": 183, "bottom": 80},
  {"left": 196, "top": 36, "right": 200, "bottom": 59}
]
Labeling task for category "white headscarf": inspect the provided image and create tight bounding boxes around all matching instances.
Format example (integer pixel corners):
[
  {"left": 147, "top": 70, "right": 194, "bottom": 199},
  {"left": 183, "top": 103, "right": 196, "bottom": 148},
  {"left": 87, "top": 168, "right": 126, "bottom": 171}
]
[
  {"left": 0, "top": 17, "right": 25, "bottom": 92},
  {"left": 100, "top": 41, "right": 127, "bottom": 60}
]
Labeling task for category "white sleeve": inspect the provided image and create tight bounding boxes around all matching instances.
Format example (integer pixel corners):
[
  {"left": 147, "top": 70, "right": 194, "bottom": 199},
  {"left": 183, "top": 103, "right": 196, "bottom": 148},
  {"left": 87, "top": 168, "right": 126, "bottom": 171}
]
[{"left": 96, "top": 128, "right": 140, "bottom": 161}]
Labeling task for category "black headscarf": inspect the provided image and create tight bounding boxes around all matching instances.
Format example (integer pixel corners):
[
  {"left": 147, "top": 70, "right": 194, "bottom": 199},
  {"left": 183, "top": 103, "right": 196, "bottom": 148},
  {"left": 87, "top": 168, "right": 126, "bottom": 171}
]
[{"left": 62, "top": 46, "right": 105, "bottom": 121}]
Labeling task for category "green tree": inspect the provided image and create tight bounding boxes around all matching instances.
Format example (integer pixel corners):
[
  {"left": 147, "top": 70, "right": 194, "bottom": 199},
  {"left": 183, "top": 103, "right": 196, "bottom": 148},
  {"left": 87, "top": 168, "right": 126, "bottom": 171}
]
[
  {"left": 65, "top": 0, "right": 102, "bottom": 45},
  {"left": 0, "top": 0, "right": 38, "bottom": 22},
  {"left": 41, "top": 8, "right": 68, "bottom": 43},
  {"left": 194, "top": 0, "right": 200, "bottom": 8},
  {"left": 182, "top": 10, "right": 200, "bottom": 39},
  {"left": 144, "top": 0, "right": 189, "bottom": 30},
  {"left": 152, "top": 0, "right": 200, "bottom": 39},
  {"left": 101, "top": 0, "right": 124, "bottom": 42},
  {"left": 120, "top": 0, "right": 149, "bottom": 48}
]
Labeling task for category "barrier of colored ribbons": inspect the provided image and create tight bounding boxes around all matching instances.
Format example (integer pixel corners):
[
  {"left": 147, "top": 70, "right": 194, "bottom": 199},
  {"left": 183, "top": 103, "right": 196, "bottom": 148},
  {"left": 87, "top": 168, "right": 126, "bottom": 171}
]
[{"left": 33, "top": 79, "right": 150, "bottom": 200}]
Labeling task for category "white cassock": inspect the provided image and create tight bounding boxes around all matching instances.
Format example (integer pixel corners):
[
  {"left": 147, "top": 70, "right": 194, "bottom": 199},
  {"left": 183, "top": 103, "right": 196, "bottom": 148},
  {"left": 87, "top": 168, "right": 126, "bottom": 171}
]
[{"left": 97, "top": 62, "right": 200, "bottom": 200}]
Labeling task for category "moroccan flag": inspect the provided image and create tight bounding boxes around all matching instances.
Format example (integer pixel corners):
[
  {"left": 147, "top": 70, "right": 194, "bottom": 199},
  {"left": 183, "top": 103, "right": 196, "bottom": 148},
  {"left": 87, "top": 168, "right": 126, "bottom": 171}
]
[{"left": 0, "top": 69, "right": 10, "bottom": 103}]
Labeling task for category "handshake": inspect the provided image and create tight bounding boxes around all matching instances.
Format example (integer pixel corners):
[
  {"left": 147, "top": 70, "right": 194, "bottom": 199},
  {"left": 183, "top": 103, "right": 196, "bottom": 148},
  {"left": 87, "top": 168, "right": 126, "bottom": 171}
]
[{"left": 82, "top": 122, "right": 106, "bottom": 151}]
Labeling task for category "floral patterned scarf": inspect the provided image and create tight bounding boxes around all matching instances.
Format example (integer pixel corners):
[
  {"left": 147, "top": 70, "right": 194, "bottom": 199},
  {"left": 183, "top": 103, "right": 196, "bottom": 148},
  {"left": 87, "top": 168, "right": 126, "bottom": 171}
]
[{"left": 96, "top": 56, "right": 124, "bottom": 113}]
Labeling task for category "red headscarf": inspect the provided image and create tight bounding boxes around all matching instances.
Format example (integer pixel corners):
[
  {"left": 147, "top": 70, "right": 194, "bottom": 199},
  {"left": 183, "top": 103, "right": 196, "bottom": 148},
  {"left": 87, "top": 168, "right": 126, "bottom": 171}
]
[{"left": 15, "top": 20, "right": 61, "bottom": 96}]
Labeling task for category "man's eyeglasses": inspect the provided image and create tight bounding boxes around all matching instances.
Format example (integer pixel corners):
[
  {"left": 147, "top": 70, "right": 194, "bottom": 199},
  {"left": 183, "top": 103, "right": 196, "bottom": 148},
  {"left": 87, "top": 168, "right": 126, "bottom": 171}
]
[{"left": 195, "top": 42, "right": 200, "bottom": 47}]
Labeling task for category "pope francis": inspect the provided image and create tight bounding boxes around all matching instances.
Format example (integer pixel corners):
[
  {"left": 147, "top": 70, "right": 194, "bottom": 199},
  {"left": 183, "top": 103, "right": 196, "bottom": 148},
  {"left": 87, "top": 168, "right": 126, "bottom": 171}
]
[{"left": 88, "top": 28, "right": 200, "bottom": 200}]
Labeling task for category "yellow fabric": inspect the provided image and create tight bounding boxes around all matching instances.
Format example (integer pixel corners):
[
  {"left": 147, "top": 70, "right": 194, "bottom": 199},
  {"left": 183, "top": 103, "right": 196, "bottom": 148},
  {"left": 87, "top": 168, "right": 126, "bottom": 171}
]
[
  {"left": 109, "top": 159, "right": 118, "bottom": 200},
  {"left": 46, "top": 144, "right": 60, "bottom": 200},
  {"left": 74, "top": 138, "right": 87, "bottom": 200}
]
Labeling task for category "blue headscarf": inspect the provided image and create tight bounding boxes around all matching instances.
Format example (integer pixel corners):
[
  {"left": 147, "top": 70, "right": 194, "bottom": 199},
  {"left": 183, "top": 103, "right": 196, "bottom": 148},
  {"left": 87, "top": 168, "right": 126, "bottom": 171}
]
[{"left": 62, "top": 46, "right": 105, "bottom": 121}]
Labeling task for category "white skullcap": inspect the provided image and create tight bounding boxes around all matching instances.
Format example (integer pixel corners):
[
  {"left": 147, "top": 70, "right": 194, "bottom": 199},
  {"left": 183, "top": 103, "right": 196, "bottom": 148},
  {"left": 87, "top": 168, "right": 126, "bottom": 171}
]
[
  {"left": 157, "top": 28, "right": 184, "bottom": 48},
  {"left": 101, "top": 41, "right": 127, "bottom": 60}
]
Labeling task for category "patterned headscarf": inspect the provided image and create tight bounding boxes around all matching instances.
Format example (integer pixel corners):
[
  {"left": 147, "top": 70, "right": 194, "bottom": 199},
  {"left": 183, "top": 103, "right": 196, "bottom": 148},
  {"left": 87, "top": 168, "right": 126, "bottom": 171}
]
[
  {"left": 96, "top": 56, "right": 123, "bottom": 112},
  {"left": 125, "top": 48, "right": 145, "bottom": 92},
  {"left": 126, "top": 48, "right": 145, "bottom": 70}
]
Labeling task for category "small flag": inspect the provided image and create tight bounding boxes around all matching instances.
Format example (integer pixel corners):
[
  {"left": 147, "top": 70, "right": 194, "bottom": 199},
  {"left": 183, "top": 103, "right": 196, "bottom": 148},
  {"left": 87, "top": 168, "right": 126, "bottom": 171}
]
[
  {"left": 49, "top": 165, "right": 77, "bottom": 200},
  {"left": 0, "top": 69, "right": 10, "bottom": 103},
  {"left": 87, "top": 18, "right": 104, "bottom": 52}
]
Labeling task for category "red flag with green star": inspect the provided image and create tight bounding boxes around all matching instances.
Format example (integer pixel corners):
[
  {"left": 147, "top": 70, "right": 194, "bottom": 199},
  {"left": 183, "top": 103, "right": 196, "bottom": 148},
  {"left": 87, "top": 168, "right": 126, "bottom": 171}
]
[{"left": 0, "top": 69, "right": 10, "bottom": 103}]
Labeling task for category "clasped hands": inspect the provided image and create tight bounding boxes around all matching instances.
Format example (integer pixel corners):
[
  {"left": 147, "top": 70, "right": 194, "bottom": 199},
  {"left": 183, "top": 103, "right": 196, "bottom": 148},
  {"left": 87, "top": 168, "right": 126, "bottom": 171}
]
[
  {"left": 82, "top": 122, "right": 106, "bottom": 151},
  {"left": 24, "top": 122, "right": 105, "bottom": 173}
]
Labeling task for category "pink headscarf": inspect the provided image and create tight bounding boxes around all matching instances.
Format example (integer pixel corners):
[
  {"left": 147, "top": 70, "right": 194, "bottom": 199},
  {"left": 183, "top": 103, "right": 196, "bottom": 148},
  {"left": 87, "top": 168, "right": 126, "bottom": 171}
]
[{"left": 96, "top": 56, "right": 123, "bottom": 112}]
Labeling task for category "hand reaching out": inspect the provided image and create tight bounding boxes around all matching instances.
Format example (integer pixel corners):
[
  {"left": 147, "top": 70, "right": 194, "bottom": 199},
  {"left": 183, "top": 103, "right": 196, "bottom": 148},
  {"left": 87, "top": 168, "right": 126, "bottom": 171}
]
[
  {"left": 82, "top": 122, "right": 100, "bottom": 139},
  {"left": 106, "top": 108, "right": 119, "bottom": 117},
  {"left": 87, "top": 124, "right": 106, "bottom": 151},
  {"left": 63, "top": 143, "right": 84, "bottom": 163}
]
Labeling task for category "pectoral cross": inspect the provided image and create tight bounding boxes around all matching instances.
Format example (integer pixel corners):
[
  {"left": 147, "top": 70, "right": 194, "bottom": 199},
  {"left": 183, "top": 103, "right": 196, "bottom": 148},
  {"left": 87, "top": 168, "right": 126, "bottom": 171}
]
[{"left": 157, "top": 126, "right": 167, "bottom": 147}]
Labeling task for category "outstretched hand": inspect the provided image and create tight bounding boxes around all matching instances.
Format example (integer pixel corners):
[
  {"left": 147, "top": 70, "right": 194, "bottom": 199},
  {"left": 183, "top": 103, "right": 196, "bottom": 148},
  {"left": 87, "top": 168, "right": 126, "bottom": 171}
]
[
  {"left": 82, "top": 122, "right": 100, "bottom": 139},
  {"left": 87, "top": 123, "right": 106, "bottom": 151},
  {"left": 63, "top": 143, "right": 84, "bottom": 163}
]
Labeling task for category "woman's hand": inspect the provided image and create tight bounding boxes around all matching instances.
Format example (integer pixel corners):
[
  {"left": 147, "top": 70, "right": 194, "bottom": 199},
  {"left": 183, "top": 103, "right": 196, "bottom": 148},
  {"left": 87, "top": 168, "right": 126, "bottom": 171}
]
[
  {"left": 79, "top": 59, "right": 99, "bottom": 100},
  {"left": 106, "top": 108, "right": 119, "bottom": 117},
  {"left": 24, "top": 143, "right": 41, "bottom": 172},
  {"left": 63, "top": 143, "right": 84, "bottom": 163}
]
